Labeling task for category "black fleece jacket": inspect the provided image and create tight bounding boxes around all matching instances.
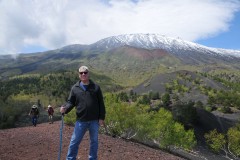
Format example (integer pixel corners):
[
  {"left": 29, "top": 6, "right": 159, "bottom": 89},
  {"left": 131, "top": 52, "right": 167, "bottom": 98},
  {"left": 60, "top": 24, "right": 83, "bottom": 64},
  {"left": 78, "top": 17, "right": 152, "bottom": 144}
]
[{"left": 64, "top": 80, "right": 106, "bottom": 121}]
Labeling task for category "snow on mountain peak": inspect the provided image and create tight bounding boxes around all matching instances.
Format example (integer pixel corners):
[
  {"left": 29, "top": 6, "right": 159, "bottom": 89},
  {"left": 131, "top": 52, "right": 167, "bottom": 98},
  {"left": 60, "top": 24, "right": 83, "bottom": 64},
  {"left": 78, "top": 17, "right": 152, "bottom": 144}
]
[{"left": 92, "top": 33, "right": 240, "bottom": 58}]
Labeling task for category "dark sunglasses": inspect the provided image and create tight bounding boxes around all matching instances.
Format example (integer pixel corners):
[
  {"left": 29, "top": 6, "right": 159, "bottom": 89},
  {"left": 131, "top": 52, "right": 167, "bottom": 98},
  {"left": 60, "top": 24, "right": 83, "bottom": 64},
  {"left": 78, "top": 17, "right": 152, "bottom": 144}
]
[{"left": 79, "top": 72, "right": 88, "bottom": 75}]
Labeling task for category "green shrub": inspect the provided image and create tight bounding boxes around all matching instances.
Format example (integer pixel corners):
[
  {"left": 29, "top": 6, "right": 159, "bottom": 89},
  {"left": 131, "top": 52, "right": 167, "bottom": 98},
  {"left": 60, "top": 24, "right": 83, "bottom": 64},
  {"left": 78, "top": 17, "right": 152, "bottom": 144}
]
[
  {"left": 205, "top": 129, "right": 226, "bottom": 153},
  {"left": 227, "top": 125, "right": 240, "bottom": 157},
  {"left": 103, "top": 93, "right": 196, "bottom": 150},
  {"left": 64, "top": 108, "right": 76, "bottom": 126}
]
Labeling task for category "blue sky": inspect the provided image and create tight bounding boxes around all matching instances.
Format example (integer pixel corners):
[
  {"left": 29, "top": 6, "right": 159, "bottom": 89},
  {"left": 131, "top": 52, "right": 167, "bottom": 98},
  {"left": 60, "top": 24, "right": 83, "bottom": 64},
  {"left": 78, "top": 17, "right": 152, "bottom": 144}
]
[
  {"left": 0, "top": 0, "right": 240, "bottom": 55},
  {"left": 197, "top": 10, "right": 240, "bottom": 50}
]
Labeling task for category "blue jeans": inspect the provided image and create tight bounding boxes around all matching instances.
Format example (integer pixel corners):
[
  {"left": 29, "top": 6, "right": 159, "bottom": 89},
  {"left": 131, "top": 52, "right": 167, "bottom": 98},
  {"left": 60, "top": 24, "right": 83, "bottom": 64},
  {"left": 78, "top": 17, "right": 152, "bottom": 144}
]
[
  {"left": 31, "top": 116, "right": 38, "bottom": 126},
  {"left": 66, "top": 120, "right": 99, "bottom": 160}
]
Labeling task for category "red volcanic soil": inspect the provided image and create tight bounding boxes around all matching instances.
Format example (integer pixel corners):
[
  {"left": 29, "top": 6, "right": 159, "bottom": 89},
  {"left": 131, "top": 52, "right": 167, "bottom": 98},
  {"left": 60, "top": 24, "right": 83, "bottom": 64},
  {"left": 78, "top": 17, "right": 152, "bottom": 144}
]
[{"left": 0, "top": 121, "right": 186, "bottom": 160}]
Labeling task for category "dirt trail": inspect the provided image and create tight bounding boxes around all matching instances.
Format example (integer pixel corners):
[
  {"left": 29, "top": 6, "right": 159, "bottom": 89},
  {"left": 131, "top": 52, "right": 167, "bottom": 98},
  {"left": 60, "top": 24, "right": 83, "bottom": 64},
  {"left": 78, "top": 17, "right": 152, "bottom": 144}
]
[{"left": 0, "top": 121, "right": 185, "bottom": 160}]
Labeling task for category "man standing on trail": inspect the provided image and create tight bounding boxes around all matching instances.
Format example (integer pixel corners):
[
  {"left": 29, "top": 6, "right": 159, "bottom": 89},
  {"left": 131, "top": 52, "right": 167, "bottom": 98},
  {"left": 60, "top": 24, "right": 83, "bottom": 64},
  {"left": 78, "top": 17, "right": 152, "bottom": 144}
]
[
  {"left": 60, "top": 65, "right": 106, "bottom": 160},
  {"left": 47, "top": 104, "right": 54, "bottom": 124},
  {"left": 29, "top": 105, "right": 39, "bottom": 127}
]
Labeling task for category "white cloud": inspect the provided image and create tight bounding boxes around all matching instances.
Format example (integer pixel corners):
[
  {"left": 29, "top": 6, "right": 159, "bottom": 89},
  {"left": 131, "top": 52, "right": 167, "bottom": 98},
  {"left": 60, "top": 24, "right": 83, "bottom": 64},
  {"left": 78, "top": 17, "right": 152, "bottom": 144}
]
[{"left": 0, "top": 0, "right": 239, "bottom": 55}]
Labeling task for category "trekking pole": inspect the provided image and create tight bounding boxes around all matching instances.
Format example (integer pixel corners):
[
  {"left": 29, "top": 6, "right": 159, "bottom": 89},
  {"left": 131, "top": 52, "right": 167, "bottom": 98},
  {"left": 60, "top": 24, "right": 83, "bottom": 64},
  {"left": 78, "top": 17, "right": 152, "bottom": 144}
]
[{"left": 58, "top": 113, "right": 64, "bottom": 160}]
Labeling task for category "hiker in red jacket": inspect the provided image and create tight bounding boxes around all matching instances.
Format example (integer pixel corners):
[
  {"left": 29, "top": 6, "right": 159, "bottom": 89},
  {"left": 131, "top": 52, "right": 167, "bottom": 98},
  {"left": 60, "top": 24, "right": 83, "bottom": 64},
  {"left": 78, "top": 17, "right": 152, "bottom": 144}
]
[{"left": 47, "top": 104, "right": 54, "bottom": 124}]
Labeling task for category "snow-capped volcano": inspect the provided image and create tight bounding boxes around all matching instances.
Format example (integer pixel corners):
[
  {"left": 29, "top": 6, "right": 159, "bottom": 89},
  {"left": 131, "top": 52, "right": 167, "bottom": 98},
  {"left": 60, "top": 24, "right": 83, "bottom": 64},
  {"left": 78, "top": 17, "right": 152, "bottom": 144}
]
[{"left": 92, "top": 33, "right": 240, "bottom": 58}]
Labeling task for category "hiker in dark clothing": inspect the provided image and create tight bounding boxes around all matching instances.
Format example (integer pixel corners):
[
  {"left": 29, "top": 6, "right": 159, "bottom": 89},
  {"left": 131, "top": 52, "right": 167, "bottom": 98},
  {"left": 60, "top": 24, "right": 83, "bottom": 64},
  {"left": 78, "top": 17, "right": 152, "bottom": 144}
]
[
  {"left": 60, "top": 65, "right": 106, "bottom": 160},
  {"left": 47, "top": 104, "right": 54, "bottom": 124},
  {"left": 29, "top": 105, "right": 39, "bottom": 127}
]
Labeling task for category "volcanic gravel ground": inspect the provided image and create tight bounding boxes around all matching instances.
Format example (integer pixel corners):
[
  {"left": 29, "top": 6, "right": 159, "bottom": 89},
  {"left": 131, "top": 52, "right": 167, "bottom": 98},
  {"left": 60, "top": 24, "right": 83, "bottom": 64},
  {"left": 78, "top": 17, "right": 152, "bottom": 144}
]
[{"left": 0, "top": 121, "right": 185, "bottom": 160}]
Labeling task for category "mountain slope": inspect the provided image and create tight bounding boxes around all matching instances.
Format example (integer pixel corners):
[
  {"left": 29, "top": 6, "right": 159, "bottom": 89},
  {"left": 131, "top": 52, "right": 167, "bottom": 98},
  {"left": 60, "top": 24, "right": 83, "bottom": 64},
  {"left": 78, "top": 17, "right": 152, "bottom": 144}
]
[
  {"left": 133, "top": 70, "right": 227, "bottom": 103},
  {"left": 0, "top": 33, "right": 239, "bottom": 86},
  {"left": 88, "top": 46, "right": 181, "bottom": 86}
]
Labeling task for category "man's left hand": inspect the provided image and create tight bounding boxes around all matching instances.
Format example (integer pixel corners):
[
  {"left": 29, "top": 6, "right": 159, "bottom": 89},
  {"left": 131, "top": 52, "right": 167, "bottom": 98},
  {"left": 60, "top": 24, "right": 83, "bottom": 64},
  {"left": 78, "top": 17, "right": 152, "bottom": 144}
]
[{"left": 99, "top": 119, "right": 105, "bottom": 126}]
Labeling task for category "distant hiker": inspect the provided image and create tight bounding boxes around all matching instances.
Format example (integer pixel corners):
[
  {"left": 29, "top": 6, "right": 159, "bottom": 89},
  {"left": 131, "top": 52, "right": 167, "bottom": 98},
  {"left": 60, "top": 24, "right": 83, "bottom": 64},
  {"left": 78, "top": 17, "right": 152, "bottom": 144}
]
[
  {"left": 29, "top": 105, "right": 39, "bottom": 127},
  {"left": 60, "top": 65, "right": 106, "bottom": 160},
  {"left": 47, "top": 104, "right": 54, "bottom": 124}
]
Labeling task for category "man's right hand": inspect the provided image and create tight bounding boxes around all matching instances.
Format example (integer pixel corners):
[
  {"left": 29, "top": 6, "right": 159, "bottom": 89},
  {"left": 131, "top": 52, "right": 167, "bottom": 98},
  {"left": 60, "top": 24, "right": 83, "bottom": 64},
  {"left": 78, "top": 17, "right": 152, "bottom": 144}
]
[{"left": 60, "top": 106, "right": 66, "bottom": 114}]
